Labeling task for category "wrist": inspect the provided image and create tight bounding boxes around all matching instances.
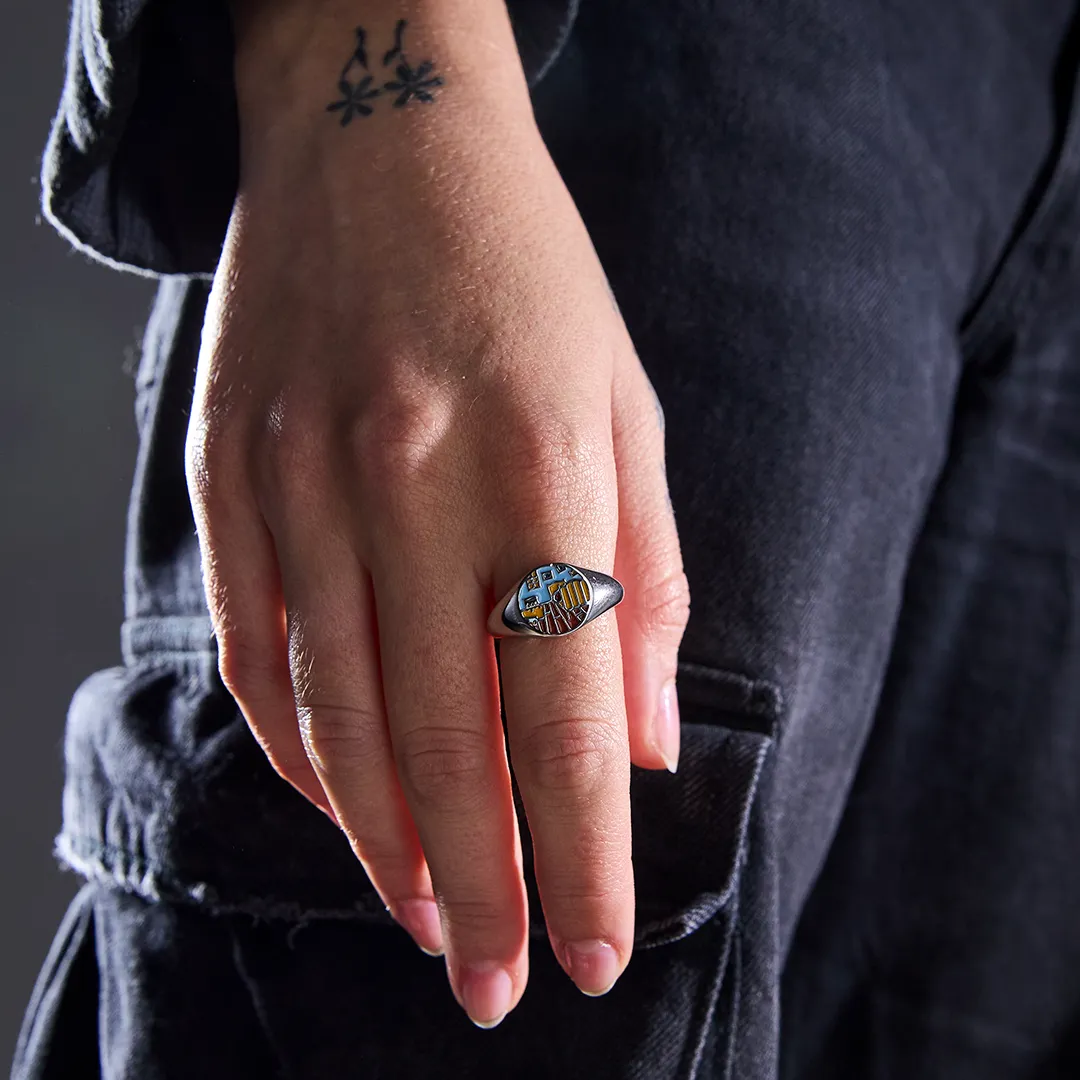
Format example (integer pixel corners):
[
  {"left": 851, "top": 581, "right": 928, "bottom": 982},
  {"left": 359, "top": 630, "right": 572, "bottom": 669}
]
[{"left": 228, "top": 0, "right": 537, "bottom": 146}]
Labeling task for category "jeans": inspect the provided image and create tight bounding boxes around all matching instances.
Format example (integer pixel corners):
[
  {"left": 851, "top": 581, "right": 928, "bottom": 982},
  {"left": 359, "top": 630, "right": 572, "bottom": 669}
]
[{"left": 13, "top": 0, "right": 1080, "bottom": 1076}]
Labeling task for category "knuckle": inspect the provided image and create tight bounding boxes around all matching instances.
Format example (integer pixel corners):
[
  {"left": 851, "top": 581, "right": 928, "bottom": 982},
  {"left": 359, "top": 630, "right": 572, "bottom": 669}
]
[
  {"left": 185, "top": 378, "right": 250, "bottom": 504},
  {"left": 262, "top": 740, "right": 315, "bottom": 783},
  {"left": 516, "top": 716, "right": 621, "bottom": 797},
  {"left": 260, "top": 422, "right": 333, "bottom": 505},
  {"left": 184, "top": 435, "right": 213, "bottom": 505},
  {"left": 217, "top": 634, "right": 280, "bottom": 702},
  {"left": 184, "top": 420, "right": 233, "bottom": 507},
  {"left": 638, "top": 567, "right": 692, "bottom": 639},
  {"left": 345, "top": 833, "right": 412, "bottom": 878},
  {"left": 297, "top": 700, "right": 384, "bottom": 771},
  {"left": 395, "top": 725, "right": 491, "bottom": 809},
  {"left": 437, "top": 895, "right": 507, "bottom": 937},
  {"left": 349, "top": 394, "right": 454, "bottom": 488},
  {"left": 506, "top": 412, "right": 603, "bottom": 496},
  {"left": 502, "top": 425, "right": 615, "bottom": 540},
  {"left": 545, "top": 877, "right": 624, "bottom": 913}
]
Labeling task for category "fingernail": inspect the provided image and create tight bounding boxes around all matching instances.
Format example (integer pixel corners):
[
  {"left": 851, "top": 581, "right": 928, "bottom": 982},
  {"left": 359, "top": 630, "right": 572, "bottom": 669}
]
[
  {"left": 563, "top": 940, "right": 622, "bottom": 997},
  {"left": 654, "top": 678, "right": 680, "bottom": 773},
  {"left": 394, "top": 899, "right": 444, "bottom": 957},
  {"left": 459, "top": 963, "right": 514, "bottom": 1028}
]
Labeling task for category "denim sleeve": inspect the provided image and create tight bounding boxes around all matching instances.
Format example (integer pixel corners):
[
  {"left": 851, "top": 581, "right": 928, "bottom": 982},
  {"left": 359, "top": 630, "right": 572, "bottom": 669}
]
[{"left": 39, "top": 0, "right": 579, "bottom": 278}]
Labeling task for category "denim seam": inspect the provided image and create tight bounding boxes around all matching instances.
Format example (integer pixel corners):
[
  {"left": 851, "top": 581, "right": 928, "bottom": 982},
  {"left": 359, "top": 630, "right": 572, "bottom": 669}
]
[
  {"left": 523, "top": 0, "right": 581, "bottom": 87},
  {"left": 55, "top": 832, "right": 392, "bottom": 924},
  {"left": 228, "top": 929, "right": 296, "bottom": 1080},
  {"left": 57, "top": 826, "right": 765, "bottom": 949},
  {"left": 963, "top": 184, "right": 1080, "bottom": 370},
  {"left": 721, "top": 931, "right": 743, "bottom": 1080},
  {"left": 958, "top": 12, "right": 1080, "bottom": 366},
  {"left": 58, "top": 718, "right": 773, "bottom": 945},
  {"left": 636, "top": 734, "right": 774, "bottom": 950},
  {"left": 10, "top": 882, "right": 98, "bottom": 1078},
  {"left": 675, "top": 662, "right": 785, "bottom": 723},
  {"left": 681, "top": 913, "right": 739, "bottom": 1080}
]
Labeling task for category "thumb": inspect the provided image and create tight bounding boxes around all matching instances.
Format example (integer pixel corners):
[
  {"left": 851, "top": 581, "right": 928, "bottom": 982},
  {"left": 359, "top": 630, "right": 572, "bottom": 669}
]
[{"left": 611, "top": 356, "right": 690, "bottom": 773}]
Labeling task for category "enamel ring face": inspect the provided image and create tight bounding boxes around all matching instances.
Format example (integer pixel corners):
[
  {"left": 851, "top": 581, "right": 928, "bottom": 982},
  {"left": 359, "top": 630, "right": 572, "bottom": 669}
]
[{"left": 487, "top": 562, "right": 625, "bottom": 638}]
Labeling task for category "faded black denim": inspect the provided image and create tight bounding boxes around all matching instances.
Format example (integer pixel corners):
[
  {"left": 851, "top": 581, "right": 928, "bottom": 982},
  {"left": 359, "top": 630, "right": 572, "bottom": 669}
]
[{"left": 12, "top": 0, "right": 1080, "bottom": 1076}]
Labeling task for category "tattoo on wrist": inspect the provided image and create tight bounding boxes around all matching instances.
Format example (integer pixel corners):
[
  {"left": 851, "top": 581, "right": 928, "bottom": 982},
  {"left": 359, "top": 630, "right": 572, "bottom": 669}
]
[{"left": 326, "top": 19, "right": 444, "bottom": 125}]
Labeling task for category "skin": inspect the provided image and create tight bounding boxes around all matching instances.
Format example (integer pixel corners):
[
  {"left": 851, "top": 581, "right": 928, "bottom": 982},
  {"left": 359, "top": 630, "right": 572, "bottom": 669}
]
[{"left": 189, "top": 0, "right": 689, "bottom": 1028}]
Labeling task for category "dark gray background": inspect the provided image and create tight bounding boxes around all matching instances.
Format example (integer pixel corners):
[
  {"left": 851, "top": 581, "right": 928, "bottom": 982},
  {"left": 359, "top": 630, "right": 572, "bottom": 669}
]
[{"left": 3, "top": 5, "right": 157, "bottom": 1063}]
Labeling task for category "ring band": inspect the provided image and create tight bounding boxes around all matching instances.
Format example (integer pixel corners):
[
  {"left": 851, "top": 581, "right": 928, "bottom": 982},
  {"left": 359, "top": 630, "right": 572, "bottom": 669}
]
[{"left": 487, "top": 562, "right": 624, "bottom": 638}]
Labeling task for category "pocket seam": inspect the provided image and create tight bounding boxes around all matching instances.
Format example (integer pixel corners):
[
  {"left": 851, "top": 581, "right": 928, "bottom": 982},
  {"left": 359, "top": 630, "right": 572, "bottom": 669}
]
[
  {"left": 633, "top": 725, "right": 774, "bottom": 950},
  {"left": 675, "top": 660, "right": 783, "bottom": 737},
  {"left": 55, "top": 831, "right": 396, "bottom": 925}
]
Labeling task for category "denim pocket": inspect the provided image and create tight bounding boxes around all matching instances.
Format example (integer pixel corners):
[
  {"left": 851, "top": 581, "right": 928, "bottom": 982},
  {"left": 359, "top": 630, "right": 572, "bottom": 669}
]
[
  {"left": 58, "top": 612, "right": 779, "bottom": 965},
  {"left": 215, "top": 662, "right": 778, "bottom": 1079},
  {"left": 51, "top": 615, "right": 780, "bottom": 1078},
  {"left": 631, "top": 715, "right": 773, "bottom": 949},
  {"left": 515, "top": 661, "right": 778, "bottom": 950},
  {"left": 56, "top": 635, "right": 389, "bottom": 921}
]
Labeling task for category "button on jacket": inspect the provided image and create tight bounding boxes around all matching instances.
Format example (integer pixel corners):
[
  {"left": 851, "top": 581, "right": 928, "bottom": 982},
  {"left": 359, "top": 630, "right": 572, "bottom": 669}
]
[{"left": 13, "top": 0, "right": 1080, "bottom": 1077}]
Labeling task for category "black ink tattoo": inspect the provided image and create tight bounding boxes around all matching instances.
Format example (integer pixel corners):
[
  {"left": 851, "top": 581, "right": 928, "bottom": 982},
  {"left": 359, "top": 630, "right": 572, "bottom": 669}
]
[
  {"left": 327, "top": 26, "right": 377, "bottom": 125},
  {"left": 325, "top": 20, "right": 444, "bottom": 124},
  {"left": 326, "top": 74, "right": 381, "bottom": 124},
  {"left": 350, "top": 26, "right": 368, "bottom": 70},
  {"left": 382, "top": 19, "right": 406, "bottom": 65},
  {"left": 385, "top": 59, "right": 444, "bottom": 107}
]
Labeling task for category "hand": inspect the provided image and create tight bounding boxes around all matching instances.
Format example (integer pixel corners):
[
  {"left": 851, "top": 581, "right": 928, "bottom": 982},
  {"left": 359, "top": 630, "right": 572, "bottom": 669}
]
[{"left": 186, "top": 0, "right": 689, "bottom": 1027}]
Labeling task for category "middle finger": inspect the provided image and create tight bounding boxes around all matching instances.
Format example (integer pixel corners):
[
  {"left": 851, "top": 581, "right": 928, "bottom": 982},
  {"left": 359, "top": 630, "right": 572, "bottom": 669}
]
[{"left": 373, "top": 548, "right": 530, "bottom": 1029}]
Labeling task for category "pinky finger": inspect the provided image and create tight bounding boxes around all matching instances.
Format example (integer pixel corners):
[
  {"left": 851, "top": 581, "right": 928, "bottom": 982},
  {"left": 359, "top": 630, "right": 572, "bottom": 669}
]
[{"left": 187, "top": 464, "right": 337, "bottom": 824}]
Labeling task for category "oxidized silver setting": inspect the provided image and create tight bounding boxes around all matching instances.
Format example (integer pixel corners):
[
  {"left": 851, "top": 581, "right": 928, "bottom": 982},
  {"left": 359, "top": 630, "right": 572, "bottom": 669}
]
[{"left": 487, "top": 562, "right": 624, "bottom": 638}]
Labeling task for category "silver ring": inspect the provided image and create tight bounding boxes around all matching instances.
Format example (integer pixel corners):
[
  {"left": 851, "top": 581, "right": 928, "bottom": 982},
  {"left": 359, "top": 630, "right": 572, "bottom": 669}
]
[{"left": 487, "top": 562, "right": 624, "bottom": 638}]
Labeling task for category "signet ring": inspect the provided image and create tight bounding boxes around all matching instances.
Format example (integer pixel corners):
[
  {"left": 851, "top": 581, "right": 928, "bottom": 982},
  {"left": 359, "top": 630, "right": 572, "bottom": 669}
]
[{"left": 487, "top": 562, "right": 624, "bottom": 638}]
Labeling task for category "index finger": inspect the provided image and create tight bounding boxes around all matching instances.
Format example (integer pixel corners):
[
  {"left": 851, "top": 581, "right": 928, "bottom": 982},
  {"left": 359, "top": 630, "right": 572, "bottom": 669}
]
[{"left": 496, "top": 553, "right": 635, "bottom": 997}]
